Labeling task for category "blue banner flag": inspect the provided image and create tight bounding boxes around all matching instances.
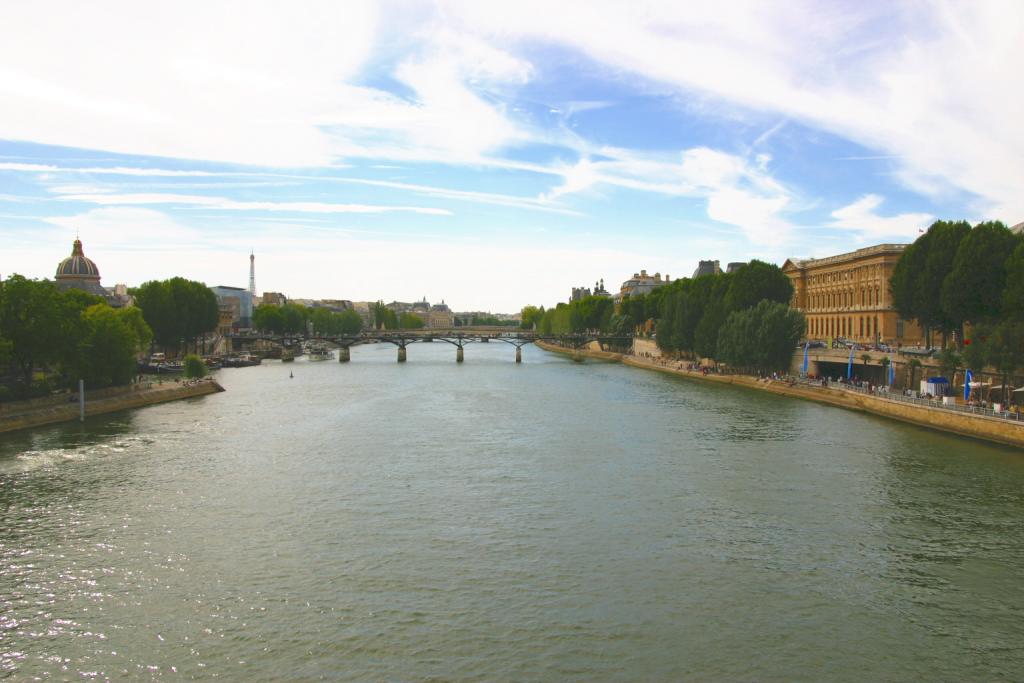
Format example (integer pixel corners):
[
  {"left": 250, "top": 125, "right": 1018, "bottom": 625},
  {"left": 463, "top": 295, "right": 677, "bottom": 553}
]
[
  {"left": 802, "top": 341, "right": 809, "bottom": 375},
  {"left": 846, "top": 346, "right": 854, "bottom": 379},
  {"left": 964, "top": 369, "right": 973, "bottom": 400},
  {"left": 888, "top": 353, "right": 895, "bottom": 386}
]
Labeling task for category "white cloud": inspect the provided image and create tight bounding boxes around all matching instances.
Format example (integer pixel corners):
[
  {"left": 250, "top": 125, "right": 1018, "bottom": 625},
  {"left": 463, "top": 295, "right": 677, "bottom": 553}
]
[
  {"left": 443, "top": 0, "right": 1024, "bottom": 221},
  {"left": 541, "top": 146, "right": 796, "bottom": 243},
  {"left": 44, "top": 207, "right": 202, "bottom": 250},
  {"left": 0, "top": 1, "right": 377, "bottom": 166},
  {"left": 829, "top": 194, "right": 933, "bottom": 242},
  {"left": 51, "top": 191, "right": 453, "bottom": 216}
]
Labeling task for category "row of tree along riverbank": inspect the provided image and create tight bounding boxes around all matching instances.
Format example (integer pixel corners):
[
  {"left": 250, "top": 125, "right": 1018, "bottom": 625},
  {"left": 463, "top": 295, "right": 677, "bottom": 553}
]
[
  {"left": 523, "top": 260, "right": 805, "bottom": 375},
  {"left": 536, "top": 340, "right": 1024, "bottom": 449}
]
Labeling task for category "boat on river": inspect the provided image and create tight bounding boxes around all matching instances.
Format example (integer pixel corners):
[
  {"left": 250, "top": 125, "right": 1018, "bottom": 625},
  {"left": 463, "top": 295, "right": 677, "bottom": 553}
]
[
  {"left": 307, "top": 346, "right": 334, "bottom": 361},
  {"left": 222, "top": 353, "right": 262, "bottom": 368}
]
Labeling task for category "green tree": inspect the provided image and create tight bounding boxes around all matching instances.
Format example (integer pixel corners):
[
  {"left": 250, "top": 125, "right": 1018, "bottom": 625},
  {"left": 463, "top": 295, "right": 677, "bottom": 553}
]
[
  {"left": 183, "top": 354, "right": 207, "bottom": 379},
  {"left": 941, "top": 221, "right": 1018, "bottom": 344},
  {"left": 399, "top": 312, "right": 425, "bottom": 329},
  {"left": 891, "top": 220, "right": 972, "bottom": 346},
  {"left": 1001, "top": 240, "right": 1024, "bottom": 319},
  {"left": 372, "top": 301, "right": 398, "bottom": 330},
  {"left": 936, "top": 348, "right": 962, "bottom": 389},
  {"left": 132, "top": 280, "right": 179, "bottom": 349},
  {"left": 337, "top": 309, "right": 363, "bottom": 334},
  {"left": 724, "top": 260, "right": 793, "bottom": 312},
  {"left": 716, "top": 300, "right": 805, "bottom": 374},
  {"left": 252, "top": 304, "right": 286, "bottom": 333},
  {"left": 0, "top": 275, "right": 65, "bottom": 384},
  {"left": 987, "top": 320, "right": 1024, "bottom": 406},
  {"left": 280, "top": 303, "right": 308, "bottom": 334},
  {"left": 133, "top": 278, "right": 218, "bottom": 352},
  {"left": 520, "top": 305, "right": 544, "bottom": 330},
  {"left": 906, "top": 358, "right": 922, "bottom": 391},
  {"left": 64, "top": 305, "right": 153, "bottom": 388}
]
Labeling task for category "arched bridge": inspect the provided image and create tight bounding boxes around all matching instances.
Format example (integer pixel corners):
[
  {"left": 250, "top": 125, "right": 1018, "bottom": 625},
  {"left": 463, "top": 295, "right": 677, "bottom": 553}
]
[{"left": 226, "top": 329, "right": 634, "bottom": 363}]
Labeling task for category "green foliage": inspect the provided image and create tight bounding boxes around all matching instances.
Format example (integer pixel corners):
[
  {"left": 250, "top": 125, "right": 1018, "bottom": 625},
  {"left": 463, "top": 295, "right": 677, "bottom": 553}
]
[
  {"left": 724, "top": 260, "right": 794, "bottom": 311},
  {"left": 520, "top": 305, "right": 544, "bottom": 330},
  {"left": 68, "top": 305, "right": 152, "bottom": 388},
  {"left": 536, "top": 295, "right": 613, "bottom": 335},
  {"left": 892, "top": 219, "right": 1024, "bottom": 347},
  {"left": 0, "top": 275, "right": 74, "bottom": 384},
  {"left": 936, "top": 347, "right": 962, "bottom": 379},
  {"left": 254, "top": 303, "right": 362, "bottom": 335},
  {"left": 0, "top": 275, "right": 153, "bottom": 394},
  {"left": 183, "top": 354, "right": 207, "bottom": 379},
  {"left": 906, "top": 358, "right": 922, "bottom": 388},
  {"left": 616, "top": 294, "right": 644, "bottom": 332},
  {"left": 469, "top": 314, "right": 517, "bottom": 327},
  {"left": 716, "top": 301, "right": 805, "bottom": 374},
  {"left": 941, "top": 221, "right": 1018, "bottom": 329},
  {"left": 892, "top": 220, "right": 972, "bottom": 337},
  {"left": 252, "top": 304, "right": 286, "bottom": 333},
  {"left": 337, "top": 309, "right": 364, "bottom": 334},
  {"left": 1002, "top": 240, "right": 1024, "bottom": 318},
  {"left": 399, "top": 312, "right": 425, "bottom": 329},
  {"left": 372, "top": 301, "right": 399, "bottom": 330},
  {"left": 133, "top": 277, "right": 218, "bottom": 350}
]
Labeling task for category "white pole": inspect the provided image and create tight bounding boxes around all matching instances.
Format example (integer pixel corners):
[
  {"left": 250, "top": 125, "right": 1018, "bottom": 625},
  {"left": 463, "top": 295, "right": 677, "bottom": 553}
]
[{"left": 79, "top": 379, "right": 85, "bottom": 422}]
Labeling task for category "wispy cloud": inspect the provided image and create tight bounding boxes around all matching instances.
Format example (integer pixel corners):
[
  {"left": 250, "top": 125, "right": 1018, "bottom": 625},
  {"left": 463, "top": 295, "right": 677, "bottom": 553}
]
[
  {"left": 52, "top": 191, "right": 453, "bottom": 216},
  {"left": 829, "top": 194, "right": 933, "bottom": 241}
]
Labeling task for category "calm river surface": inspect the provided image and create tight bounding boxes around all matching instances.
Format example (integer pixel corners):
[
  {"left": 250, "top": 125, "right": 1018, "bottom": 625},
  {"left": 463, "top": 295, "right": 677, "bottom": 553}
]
[{"left": 2, "top": 342, "right": 1023, "bottom": 681}]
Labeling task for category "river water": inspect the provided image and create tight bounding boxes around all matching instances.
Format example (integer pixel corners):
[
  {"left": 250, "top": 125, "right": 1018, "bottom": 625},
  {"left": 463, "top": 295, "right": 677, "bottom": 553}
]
[{"left": 1, "top": 342, "right": 1023, "bottom": 681}]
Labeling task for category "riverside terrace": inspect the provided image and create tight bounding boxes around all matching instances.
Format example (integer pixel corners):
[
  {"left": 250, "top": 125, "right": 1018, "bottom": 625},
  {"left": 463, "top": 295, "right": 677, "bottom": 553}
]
[{"left": 225, "top": 329, "right": 636, "bottom": 363}]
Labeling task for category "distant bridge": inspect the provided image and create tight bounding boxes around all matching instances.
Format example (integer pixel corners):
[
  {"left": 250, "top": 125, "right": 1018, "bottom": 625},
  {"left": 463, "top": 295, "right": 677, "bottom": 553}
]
[{"left": 225, "top": 329, "right": 634, "bottom": 363}]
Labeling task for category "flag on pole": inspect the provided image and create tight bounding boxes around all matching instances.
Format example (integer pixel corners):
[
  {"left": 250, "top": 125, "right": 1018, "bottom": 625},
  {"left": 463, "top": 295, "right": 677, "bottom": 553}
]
[
  {"left": 846, "top": 346, "right": 854, "bottom": 379},
  {"left": 802, "top": 341, "right": 809, "bottom": 375},
  {"left": 964, "top": 369, "right": 973, "bottom": 400},
  {"left": 888, "top": 353, "right": 895, "bottom": 386}
]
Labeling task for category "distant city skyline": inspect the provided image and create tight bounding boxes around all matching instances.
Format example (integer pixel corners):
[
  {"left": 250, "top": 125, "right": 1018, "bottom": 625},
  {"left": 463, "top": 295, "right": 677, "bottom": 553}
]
[{"left": 2, "top": 1, "right": 1021, "bottom": 311}]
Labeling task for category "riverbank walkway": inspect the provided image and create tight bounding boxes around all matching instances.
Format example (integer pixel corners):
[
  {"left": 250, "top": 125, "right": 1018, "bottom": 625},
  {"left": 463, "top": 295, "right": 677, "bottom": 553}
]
[
  {"left": 0, "top": 378, "right": 224, "bottom": 434},
  {"left": 538, "top": 340, "right": 1024, "bottom": 449}
]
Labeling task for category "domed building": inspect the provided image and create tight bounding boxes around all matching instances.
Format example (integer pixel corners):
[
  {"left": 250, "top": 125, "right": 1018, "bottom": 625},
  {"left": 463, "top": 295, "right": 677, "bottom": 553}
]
[{"left": 55, "top": 238, "right": 128, "bottom": 305}]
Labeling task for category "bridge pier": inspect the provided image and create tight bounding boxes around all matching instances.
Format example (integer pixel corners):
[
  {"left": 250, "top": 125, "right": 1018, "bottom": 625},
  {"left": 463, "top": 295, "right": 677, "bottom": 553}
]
[
  {"left": 397, "top": 347, "right": 407, "bottom": 363},
  {"left": 338, "top": 347, "right": 350, "bottom": 362},
  {"left": 515, "top": 347, "right": 522, "bottom": 363},
  {"left": 573, "top": 349, "right": 583, "bottom": 362},
  {"left": 456, "top": 347, "right": 464, "bottom": 363}
]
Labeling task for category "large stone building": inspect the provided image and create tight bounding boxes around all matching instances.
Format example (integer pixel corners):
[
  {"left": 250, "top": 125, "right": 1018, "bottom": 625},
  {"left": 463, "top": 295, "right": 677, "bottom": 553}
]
[
  {"left": 616, "top": 270, "right": 670, "bottom": 300},
  {"left": 692, "top": 260, "right": 721, "bottom": 278},
  {"left": 427, "top": 301, "right": 455, "bottom": 329},
  {"left": 782, "top": 244, "right": 923, "bottom": 345},
  {"left": 570, "top": 279, "right": 610, "bottom": 302}
]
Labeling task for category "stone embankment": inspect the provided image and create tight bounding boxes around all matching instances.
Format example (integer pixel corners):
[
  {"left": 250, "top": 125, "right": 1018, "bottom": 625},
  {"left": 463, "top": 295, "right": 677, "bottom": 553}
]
[
  {"left": 536, "top": 340, "right": 1024, "bottom": 449},
  {"left": 0, "top": 379, "right": 224, "bottom": 434}
]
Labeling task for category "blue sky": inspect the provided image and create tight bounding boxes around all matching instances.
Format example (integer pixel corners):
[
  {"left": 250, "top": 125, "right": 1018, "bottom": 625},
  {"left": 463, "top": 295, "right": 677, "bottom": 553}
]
[{"left": 1, "top": 1, "right": 1020, "bottom": 312}]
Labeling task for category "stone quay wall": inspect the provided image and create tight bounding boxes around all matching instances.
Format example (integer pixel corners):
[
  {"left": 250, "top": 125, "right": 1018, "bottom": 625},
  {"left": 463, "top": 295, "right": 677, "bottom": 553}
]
[{"left": 0, "top": 380, "right": 224, "bottom": 434}]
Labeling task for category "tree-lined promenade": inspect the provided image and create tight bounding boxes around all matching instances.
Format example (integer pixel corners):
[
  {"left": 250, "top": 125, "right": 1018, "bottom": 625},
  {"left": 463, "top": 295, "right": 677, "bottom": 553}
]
[
  {"left": 522, "top": 260, "right": 805, "bottom": 376},
  {"left": 890, "top": 219, "right": 1024, "bottom": 404}
]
